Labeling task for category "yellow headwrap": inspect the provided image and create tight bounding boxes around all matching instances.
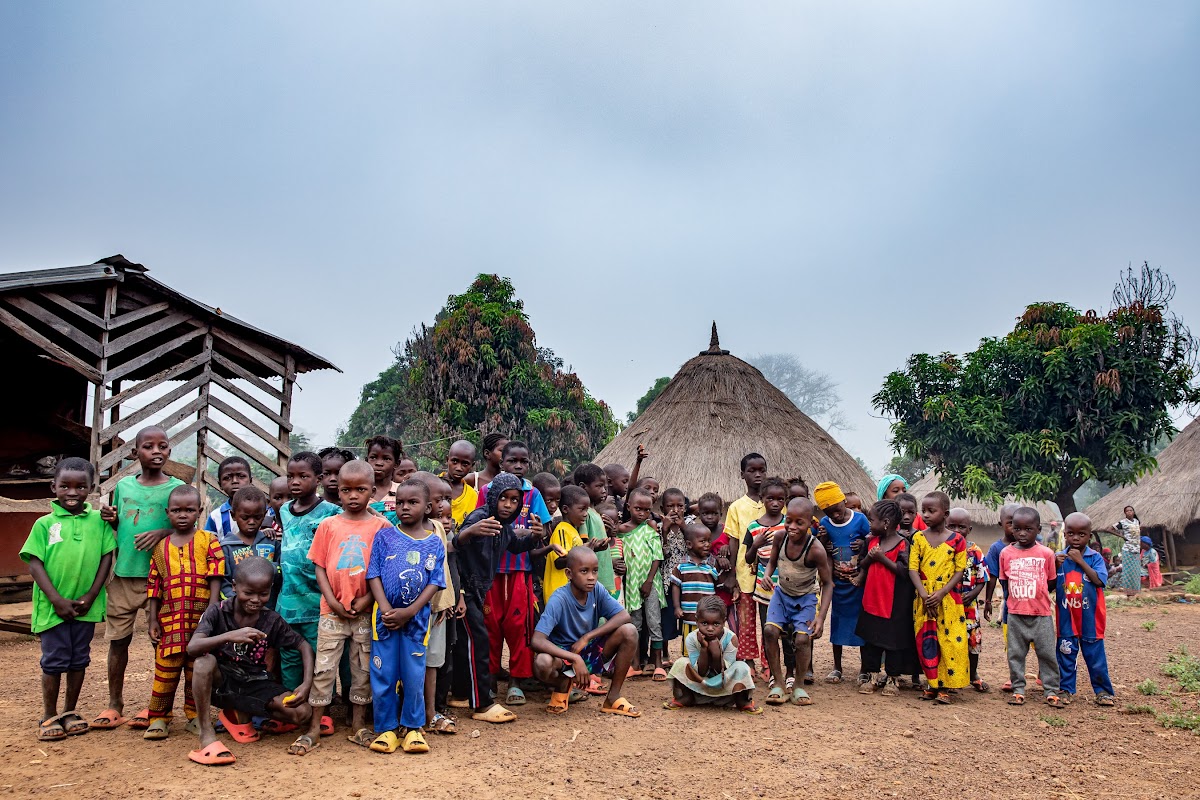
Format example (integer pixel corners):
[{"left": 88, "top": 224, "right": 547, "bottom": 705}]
[{"left": 813, "top": 481, "right": 846, "bottom": 510}]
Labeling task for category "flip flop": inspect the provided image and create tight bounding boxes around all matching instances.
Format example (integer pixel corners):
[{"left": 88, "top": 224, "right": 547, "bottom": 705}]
[
  {"left": 184, "top": 718, "right": 201, "bottom": 735},
  {"left": 568, "top": 688, "right": 588, "bottom": 703},
  {"left": 90, "top": 709, "right": 127, "bottom": 730},
  {"left": 791, "top": 687, "right": 813, "bottom": 706},
  {"left": 471, "top": 704, "right": 517, "bottom": 724},
  {"left": 737, "top": 701, "right": 764, "bottom": 716},
  {"left": 651, "top": 667, "right": 668, "bottom": 682},
  {"left": 188, "top": 741, "right": 236, "bottom": 766},
  {"left": 287, "top": 733, "right": 319, "bottom": 755},
  {"left": 765, "top": 686, "right": 786, "bottom": 705},
  {"left": 971, "top": 679, "right": 990, "bottom": 693},
  {"left": 426, "top": 714, "right": 457, "bottom": 735},
  {"left": 505, "top": 686, "right": 527, "bottom": 706},
  {"left": 1044, "top": 694, "right": 1064, "bottom": 709},
  {"left": 447, "top": 697, "right": 470, "bottom": 709},
  {"left": 1008, "top": 694, "right": 1026, "bottom": 706},
  {"left": 586, "top": 675, "right": 608, "bottom": 696},
  {"left": 856, "top": 673, "right": 871, "bottom": 686},
  {"left": 370, "top": 730, "right": 400, "bottom": 753},
  {"left": 626, "top": 667, "right": 643, "bottom": 679},
  {"left": 936, "top": 691, "right": 953, "bottom": 705},
  {"left": 784, "top": 676, "right": 796, "bottom": 691},
  {"left": 803, "top": 671, "right": 815, "bottom": 685},
  {"left": 880, "top": 679, "right": 900, "bottom": 697},
  {"left": 260, "top": 719, "right": 298, "bottom": 735},
  {"left": 600, "top": 697, "right": 641, "bottom": 717},
  {"left": 547, "top": 691, "right": 570, "bottom": 715},
  {"left": 401, "top": 728, "right": 430, "bottom": 754},
  {"left": 60, "top": 711, "right": 89, "bottom": 736},
  {"left": 38, "top": 715, "right": 66, "bottom": 741},
  {"left": 127, "top": 709, "right": 151, "bottom": 730},
  {"left": 143, "top": 718, "right": 170, "bottom": 740},
  {"left": 219, "top": 709, "right": 261, "bottom": 743},
  {"left": 320, "top": 716, "right": 335, "bottom": 737},
  {"left": 347, "top": 727, "right": 375, "bottom": 747},
  {"left": 1096, "top": 695, "right": 1115, "bottom": 707},
  {"left": 1001, "top": 680, "right": 1013, "bottom": 692},
  {"left": 662, "top": 699, "right": 687, "bottom": 710},
  {"left": 824, "top": 670, "right": 843, "bottom": 685}
]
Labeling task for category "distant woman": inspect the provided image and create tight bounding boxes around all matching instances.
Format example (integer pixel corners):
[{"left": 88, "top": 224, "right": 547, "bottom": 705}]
[
  {"left": 1111, "top": 506, "right": 1142, "bottom": 596},
  {"left": 878, "top": 475, "right": 925, "bottom": 531}
]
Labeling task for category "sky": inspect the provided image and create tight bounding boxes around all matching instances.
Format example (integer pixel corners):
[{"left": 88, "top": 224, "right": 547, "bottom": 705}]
[{"left": 1, "top": 2, "right": 1197, "bottom": 475}]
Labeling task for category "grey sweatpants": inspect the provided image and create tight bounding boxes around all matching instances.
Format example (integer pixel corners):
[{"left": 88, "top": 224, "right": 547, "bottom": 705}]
[
  {"left": 629, "top": 585, "right": 663, "bottom": 647},
  {"left": 1007, "top": 613, "right": 1060, "bottom": 697}
]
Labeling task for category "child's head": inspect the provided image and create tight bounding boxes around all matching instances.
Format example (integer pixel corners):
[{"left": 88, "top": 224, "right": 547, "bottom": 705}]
[
  {"left": 787, "top": 477, "right": 809, "bottom": 500},
  {"left": 482, "top": 432, "right": 509, "bottom": 470},
  {"left": 395, "top": 478, "right": 431, "bottom": 527},
  {"left": 999, "top": 502, "right": 1021, "bottom": 542},
  {"left": 287, "top": 452, "right": 323, "bottom": 500},
  {"left": 694, "top": 595, "right": 727, "bottom": 640},
  {"left": 231, "top": 486, "right": 268, "bottom": 536},
  {"left": 232, "top": 556, "right": 274, "bottom": 613},
  {"left": 1063, "top": 512, "right": 1092, "bottom": 549},
  {"left": 51, "top": 457, "right": 95, "bottom": 513},
  {"left": 1011, "top": 506, "right": 1041, "bottom": 546},
  {"left": 785, "top": 497, "right": 816, "bottom": 536},
  {"left": 761, "top": 476, "right": 788, "bottom": 516},
  {"left": 945, "top": 507, "right": 972, "bottom": 538},
  {"left": 436, "top": 498, "right": 453, "bottom": 530},
  {"left": 1124, "top": 505, "right": 1137, "bottom": 520},
  {"left": 636, "top": 477, "right": 660, "bottom": 503},
  {"left": 501, "top": 441, "right": 532, "bottom": 479},
  {"left": 364, "top": 435, "right": 402, "bottom": 487},
  {"left": 574, "top": 463, "right": 608, "bottom": 506},
  {"left": 393, "top": 457, "right": 417, "bottom": 484},
  {"left": 531, "top": 472, "right": 561, "bottom": 516},
  {"left": 217, "top": 456, "right": 252, "bottom": 500},
  {"left": 844, "top": 491, "right": 863, "bottom": 512},
  {"left": 166, "top": 484, "right": 202, "bottom": 532},
  {"left": 867, "top": 499, "right": 900, "bottom": 537},
  {"left": 318, "top": 447, "right": 354, "bottom": 498},
  {"left": 559, "top": 485, "right": 591, "bottom": 528},
  {"left": 268, "top": 476, "right": 289, "bottom": 516},
  {"left": 626, "top": 488, "right": 654, "bottom": 525},
  {"left": 445, "top": 440, "right": 478, "bottom": 484},
  {"left": 337, "top": 460, "right": 376, "bottom": 514},
  {"left": 132, "top": 425, "right": 170, "bottom": 471},
  {"left": 896, "top": 492, "right": 918, "bottom": 531},
  {"left": 603, "top": 463, "right": 630, "bottom": 498},
  {"left": 696, "top": 492, "right": 723, "bottom": 532},
  {"left": 813, "top": 481, "right": 848, "bottom": 524},
  {"left": 564, "top": 545, "right": 600, "bottom": 594},
  {"left": 684, "top": 523, "right": 712, "bottom": 559},
  {"left": 596, "top": 500, "right": 617, "bottom": 522},
  {"left": 661, "top": 487, "right": 686, "bottom": 519},
  {"left": 920, "top": 491, "right": 950, "bottom": 530},
  {"left": 412, "top": 471, "right": 450, "bottom": 513},
  {"left": 739, "top": 452, "right": 767, "bottom": 494},
  {"left": 488, "top": 473, "right": 524, "bottom": 523}
]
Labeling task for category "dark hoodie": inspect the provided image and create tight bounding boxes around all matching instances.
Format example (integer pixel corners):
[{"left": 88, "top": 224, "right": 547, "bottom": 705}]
[{"left": 456, "top": 472, "right": 538, "bottom": 592}]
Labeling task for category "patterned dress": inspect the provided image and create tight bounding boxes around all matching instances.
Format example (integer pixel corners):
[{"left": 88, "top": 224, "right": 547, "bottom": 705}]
[
  {"left": 147, "top": 529, "right": 224, "bottom": 656},
  {"left": 1115, "top": 518, "right": 1142, "bottom": 592},
  {"left": 956, "top": 541, "right": 989, "bottom": 655},
  {"left": 909, "top": 531, "right": 969, "bottom": 689}
]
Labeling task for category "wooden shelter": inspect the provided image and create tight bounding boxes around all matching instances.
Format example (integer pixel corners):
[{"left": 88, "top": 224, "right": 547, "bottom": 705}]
[
  {"left": 0, "top": 255, "right": 337, "bottom": 579},
  {"left": 908, "top": 471, "right": 1062, "bottom": 546},
  {"left": 1084, "top": 418, "right": 1200, "bottom": 572},
  {"left": 593, "top": 324, "right": 874, "bottom": 504}
]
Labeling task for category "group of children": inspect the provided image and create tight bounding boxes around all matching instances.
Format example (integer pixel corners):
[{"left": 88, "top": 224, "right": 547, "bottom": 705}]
[{"left": 21, "top": 432, "right": 1119, "bottom": 765}]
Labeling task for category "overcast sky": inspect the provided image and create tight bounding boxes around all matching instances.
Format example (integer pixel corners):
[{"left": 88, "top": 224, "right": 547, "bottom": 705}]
[{"left": 2, "top": 2, "right": 1197, "bottom": 474}]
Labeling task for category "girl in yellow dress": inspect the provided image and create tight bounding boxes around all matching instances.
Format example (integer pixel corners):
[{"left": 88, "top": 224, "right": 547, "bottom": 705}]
[{"left": 907, "top": 491, "right": 968, "bottom": 702}]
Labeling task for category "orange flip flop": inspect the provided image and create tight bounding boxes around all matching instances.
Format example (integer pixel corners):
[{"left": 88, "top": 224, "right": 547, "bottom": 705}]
[
  {"left": 91, "top": 709, "right": 127, "bottom": 730},
  {"left": 320, "top": 716, "right": 335, "bottom": 736},
  {"left": 600, "top": 697, "right": 641, "bottom": 718},
  {"left": 219, "top": 710, "right": 261, "bottom": 743},
  {"left": 188, "top": 741, "right": 236, "bottom": 766},
  {"left": 127, "top": 709, "right": 151, "bottom": 730}
]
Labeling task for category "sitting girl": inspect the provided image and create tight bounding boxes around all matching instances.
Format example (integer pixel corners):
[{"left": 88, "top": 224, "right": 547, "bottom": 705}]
[{"left": 664, "top": 596, "right": 760, "bottom": 714}]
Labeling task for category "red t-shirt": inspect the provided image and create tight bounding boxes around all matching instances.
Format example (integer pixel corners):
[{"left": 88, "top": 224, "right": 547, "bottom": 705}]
[
  {"left": 307, "top": 516, "right": 387, "bottom": 615},
  {"left": 998, "top": 543, "right": 1056, "bottom": 617}
]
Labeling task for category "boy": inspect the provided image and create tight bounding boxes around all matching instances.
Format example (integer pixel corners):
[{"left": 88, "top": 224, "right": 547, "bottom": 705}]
[
  {"left": 203, "top": 456, "right": 253, "bottom": 537},
  {"left": 217, "top": 486, "right": 278, "bottom": 600},
  {"left": 670, "top": 524, "right": 719, "bottom": 653},
  {"left": 393, "top": 457, "right": 418, "bottom": 484},
  {"left": 305, "top": 460, "right": 386, "bottom": 751},
  {"left": 623, "top": 487, "right": 665, "bottom": 678},
  {"left": 443, "top": 439, "right": 479, "bottom": 526},
  {"left": 725, "top": 453, "right": 767, "bottom": 667},
  {"left": 573, "top": 463, "right": 615, "bottom": 592},
  {"left": 763, "top": 497, "right": 833, "bottom": 706},
  {"left": 265, "top": 476, "right": 289, "bottom": 540},
  {"left": 532, "top": 546, "right": 640, "bottom": 717},
  {"left": 947, "top": 507, "right": 989, "bottom": 692},
  {"left": 318, "top": 447, "right": 354, "bottom": 505},
  {"left": 984, "top": 503, "right": 1020, "bottom": 691},
  {"left": 697, "top": 492, "right": 736, "bottom": 617},
  {"left": 367, "top": 480, "right": 446, "bottom": 754},
  {"left": 96, "top": 425, "right": 184, "bottom": 730},
  {"left": 188, "top": 556, "right": 315, "bottom": 766},
  {"left": 545, "top": 485, "right": 590, "bottom": 600},
  {"left": 1055, "top": 512, "right": 1114, "bottom": 705},
  {"left": 603, "top": 462, "right": 631, "bottom": 515},
  {"left": 999, "top": 507, "right": 1062, "bottom": 707},
  {"left": 21, "top": 457, "right": 116, "bottom": 740},
  {"left": 143, "top": 485, "right": 224, "bottom": 739},
  {"left": 531, "top": 472, "right": 562, "bottom": 520}
]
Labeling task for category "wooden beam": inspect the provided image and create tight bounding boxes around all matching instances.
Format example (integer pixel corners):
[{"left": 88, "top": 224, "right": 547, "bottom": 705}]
[
  {"left": 101, "top": 350, "right": 209, "bottom": 411},
  {"left": 206, "top": 419, "right": 284, "bottom": 477},
  {"left": 1, "top": 296, "right": 104, "bottom": 357},
  {"left": 108, "top": 301, "right": 170, "bottom": 331},
  {"left": 39, "top": 291, "right": 107, "bottom": 330},
  {"left": 0, "top": 305, "right": 102, "bottom": 382},
  {"left": 105, "top": 312, "right": 201, "bottom": 357},
  {"left": 211, "top": 373, "right": 291, "bottom": 431},
  {"left": 97, "top": 400, "right": 206, "bottom": 473},
  {"left": 91, "top": 285, "right": 116, "bottom": 497},
  {"left": 208, "top": 394, "right": 289, "bottom": 456},
  {"left": 97, "top": 372, "right": 206, "bottom": 443},
  {"left": 193, "top": 333, "right": 213, "bottom": 494},
  {"left": 99, "top": 459, "right": 141, "bottom": 496},
  {"left": 105, "top": 326, "right": 206, "bottom": 383},
  {"left": 210, "top": 351, "right": 285, "bottom": 402},
  {"left": 210, "top": 327, "right": 288, "bottom": 377},
  {"left": 279, "top": 353, "right": 295, "bottom": 470}
]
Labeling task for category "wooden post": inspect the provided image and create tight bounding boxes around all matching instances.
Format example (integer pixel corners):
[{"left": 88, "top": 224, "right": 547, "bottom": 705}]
[
  {"left": 278, "top": 353, "right": 295, "bottom": 469},
  {"left": 1163, "top": 528, "right": 1177, "bottom": 573},
  {"left": 194, "top": 330, "right": 213, "bottom": 495},
  {"left": 91, "top": 285, "right": 117, "bottom": 501}
]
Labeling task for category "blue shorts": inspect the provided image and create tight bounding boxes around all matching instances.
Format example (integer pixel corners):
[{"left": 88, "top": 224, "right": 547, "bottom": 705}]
[
  {"left": 39, "top": 620, "right": 96, "bottom": 675},
  {"left": 765, "top": 591, "right": 817, "bottom": 636}
]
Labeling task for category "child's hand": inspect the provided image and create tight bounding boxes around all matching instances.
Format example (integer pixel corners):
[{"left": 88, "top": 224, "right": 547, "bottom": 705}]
[
  {"left": 924, "top": 595, "right": 941, "bottom": 617},
  {"left": 454, "top": 594, "right": 466, "bottom": 619},
  {"left": 148, "top": 618, "right": 162, "bottom": 645},
  {"left": 73, "top": 594, "right": 96, "bottom": 616},
  {"left": 983, "top": 601, "right": 994, "bottom": 622},
  {"left": 570, "top": 655, "right": 591, "bottom": 689},
  {"left": 809, "top": 616, "right": 825, "bottom": 640},
  {"left": 613, "top": 558, "right": 627, "bottom": 577},
  {"left": 99, "top": 504, "right": 117, "bottom": 524},
  {"left": 51, "top": 595, "right": 78, "bottom": 621},
  {"left": 674, "top": 606, "right": 684, "bottom": 620},
  {"left": 550, "top": 543, "right": 568, "bottom": 558},
  {"left": 227, "top": 627, "right": 267, "bottom": 645},
  {"left": 528, "top": 517, "right": 545, "bottom": 540},
  {"left": 570, "top": 634, "right": 592, "bottom": 655},
  {"left": 850, "top": 538, "right": 865, "bottom": 555},
  {"left": 866, "top": 545, "right": 882, "bottom": 563},
  {"left": 716, "top": 555, "right": 730, "bottom": 571},
  {"left": 640, "top": 579, "right": 653, "bottom": 598},
  {"left": 351, "top": 595, "right": 374, "bottom": 616},
  {"left": 1068, "top": 548, "right": 1087, "bottom": 566},
  {"left": 590, "top": 535, "right": 610, "bottom": 552},
  {"left": 285, "top": 684, "right": 310, "bottom": 707},
  {"left": 756, "top": 575, "right": 773, "bottom": 594},
  {"left": 636, "top": 444, "right": 648, "bottom": 463},
  {"left": 135, "top": 528, "right": 170, "bottom": 551},
  {"left": 1055, "top": 552, "right": 1067, "bottom": 568},
  {"left": 464, "top": 517, "right": 503, "bottom": 539},
  {"left": 601, "top": 514, "right": 616, "bottom": 534}
]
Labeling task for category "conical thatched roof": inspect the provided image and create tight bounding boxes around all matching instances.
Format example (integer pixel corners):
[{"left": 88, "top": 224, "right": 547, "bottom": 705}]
[
  {"left": 909, "top": 472, "right": 1062, "bottom": 527},
  {"left": 593, "top": 324, "right": 874, "bottom": 504},
  {"left": 1084, "top": 417, "right": 1200, "bottom": 535}
]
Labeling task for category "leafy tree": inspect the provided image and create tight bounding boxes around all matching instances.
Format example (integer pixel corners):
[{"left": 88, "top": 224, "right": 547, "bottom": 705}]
[
  {"left": 873, "top": 264, "right": 1200, "bottom": 515},
  {"left": 884, "top": 454, "right": 932, "bottom": 485},
  {"left": 627, "top": 377, "right": 671, "bottom": 424},
  {"left": 747, "top": 353, "right": 850, "bottom": 432},
  {"left": 341, "top": 274, "right": 618, "bottom": 474}
]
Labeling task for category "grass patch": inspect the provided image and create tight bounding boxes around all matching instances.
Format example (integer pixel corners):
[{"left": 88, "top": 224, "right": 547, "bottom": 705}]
[
  {"left": 1175, "top": 573, "right": 1200, "bottom": 594},
  {"left": 1039, "top": 714, "right": 1068, "bottom": 728},
  {"left": 1142, "top": 620, "right": 1157, "bottom": 632},
  {"left": 1162, "top": 647, "right": 1200, "bottom": 692},
  {"left": 1137, "top": 679, "right": 1162, "bottom": 696},
  {"left": 1123, "top": 704, "right": 1155, "bottom": 715},
  {"left": 1156, "top": 711, "right": 1200, "bottom": 734}
]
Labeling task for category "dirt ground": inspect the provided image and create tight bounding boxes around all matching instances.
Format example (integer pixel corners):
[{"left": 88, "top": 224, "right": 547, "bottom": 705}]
[{"left": 1, "top": 600, "right": 1197, "bottom": 800}]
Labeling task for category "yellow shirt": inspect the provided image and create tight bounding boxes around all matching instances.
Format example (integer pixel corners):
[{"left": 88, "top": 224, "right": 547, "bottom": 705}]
[
  {"left": 543, "top": 520, "right": 584, "bottom": 601},
  {"left": 449, "top": 482, "right": 479, "bottom": 527},
  {"left": 428, "top": 520, "right": 457, "bottom": 614},
  {"left": 725, "top": 494, "right": 766, "bottom": 594}
]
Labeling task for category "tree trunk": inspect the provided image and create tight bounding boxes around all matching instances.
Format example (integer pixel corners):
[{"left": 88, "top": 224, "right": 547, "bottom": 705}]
[{"left": 1055, "top": 483, "right": 1081, "bottom": 517}]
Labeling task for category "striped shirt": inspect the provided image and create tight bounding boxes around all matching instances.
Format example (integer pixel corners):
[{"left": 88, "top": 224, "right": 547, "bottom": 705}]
[{"left": 670, "top": 557, "right": 719, "bottom": 623}]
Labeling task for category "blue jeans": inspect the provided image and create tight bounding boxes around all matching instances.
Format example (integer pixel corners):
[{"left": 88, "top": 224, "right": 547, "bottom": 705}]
[{"left": 1056, "top": 636, "right": 1113, "bottom": 697}]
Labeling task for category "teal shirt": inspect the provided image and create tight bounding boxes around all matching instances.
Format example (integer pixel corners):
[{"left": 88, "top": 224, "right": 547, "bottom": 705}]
[
  {"left": 277, "top": 499, "right": 341, "bottom": 625},
  {"left": 20, "top": 503, "right": 117, "bottom": 633},
  {"left": 110, "top": 475, "right": 184, "bottom": 578}
]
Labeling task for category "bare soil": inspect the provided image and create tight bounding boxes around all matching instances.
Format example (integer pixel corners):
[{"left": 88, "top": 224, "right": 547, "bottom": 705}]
[{"left": 1, "top": 600, "right": 1197, "bottom": 800}]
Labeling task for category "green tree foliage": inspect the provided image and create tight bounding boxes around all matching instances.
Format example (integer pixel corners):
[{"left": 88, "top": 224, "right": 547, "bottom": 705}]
[
  {"left": 873, "top": 264, "right": 1200, "bottom": 515},
  {"left": 627, "top": 377, "right": 671, "bottom": 424},
  {"left": 884, "top": 454, "right": 932, "bottom": 485},
  {"left": 340, "top": 274, "right": 617, "bottom": 474}
]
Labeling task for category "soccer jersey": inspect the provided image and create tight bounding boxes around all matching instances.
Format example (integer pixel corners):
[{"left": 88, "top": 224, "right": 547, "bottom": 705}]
[
  {"left": 1056, "top": 547, "right": 1108, "bottom": 640},
  {"left": 367, "top": 525, "right": 446, "bottom": 640},
  {"left": 475, "top": 479, "right": 551, "bottom": 573},
  {"left": 216, "top": 529, "right": 279, "bottom": 600},
  {"left": 622, "top": 522, "right": 664, "bottom": 612},
  {"left": 307, "top": 516, "right": 387, "bottom": 615}
]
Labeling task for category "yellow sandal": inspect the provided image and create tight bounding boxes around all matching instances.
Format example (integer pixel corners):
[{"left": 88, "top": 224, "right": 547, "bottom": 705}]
[
  {"left": 401, "top": 728, "right": 430, "bottom": 754},
  {"left": 369, "top": 730, "right": 400, "bottom": 753}
]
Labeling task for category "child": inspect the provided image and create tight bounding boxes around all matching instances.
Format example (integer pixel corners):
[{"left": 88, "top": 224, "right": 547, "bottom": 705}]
[
  {"left": 983, "top": 503, "right": 1021, "bottom": 689},
  {"left": 393, "top": 457, "right": 417, "bottom": 484},
  {"left": 603, "top": 463, "right": 631, "bottom": 515},
  {"left": 466, "top": 432, "right": 507, "bottom": 489},
  {"left": 813, "top": 481, "right": 870, "bottom": 685},
  {"left": 21, "top": 457, "right": 116, "bottom": 740},
  {"left": 744, "top": 477, "right": 788, "bottom": 681},
  {"left": 265, "top": 476, "right": 289, "bottom": 539},
  {"left": 216, "top": 486, "right": 278, "bottom": 601},
  {"left": 531, "top": 546, "right": 640, "bottom": 717},
  {"left": 531, "top": 471, "right": 562, "bottom": 604},
  {"left": 697, "top": 492, "right": 736, "bottom": 620},
  {"left": 623, "top": 487, "right": 666, "bottom": 679},
  {"left": 666, "top": 595, "right": 759, "bottom": 713},
  {"left": 670, "top": 524, "right": 719, "bottom": 652},
  {"left": 947, "top": 507, "right": 989, "bottom": 692},
  {"left": 787, "top": 477, "right": 809, "bottom": 500},
  {"left": 277, "top": 452, "right": 342, "bottom": 695},
  {"left": 1141, "top": 537, "right": 1163, "bottom": 588},
  {"left": 532, "top": 472, "right": 562, "bottom": 519},
  {"left": 443, "top": 439, "right": 479, "bottom": 526},
  {"left": 907, "top": 491, "right": 968, "bottom": 703},
  {"left": 203, "top": 456, "right": 253, "bottom": 536},
  {"left": 366, "top": 479, "right": 446, "bottom": 754},
  {"left": 95, "top": 425, "right": 183, "bottom": 731},
  {"left": 854, "top": 500, "right": 917, "bottom": 697},
  {"left": 318, "top": 447, "right": 354, "bottom": 505},
  {"left": 305, "top": 460, "right": 386, "bottom": 751},
  {"left": 187, "top": 557, "right": 315, "bottom": 766},
  {"left": 574, "top": 463, "right": 616, "bottom": 597},
  {"left": 453, "top": 472, "right": 540, "bottom": 723},
  {"left": 411, "top": 472, "right": 461, "bottom": 735},
  {"left": 659, "top": 487, "right": 689, "bottom": 655},
  {"left": 143, "top": 485, "right": 225, "bottom": 739},
  {"left": 725, "top": 453, "right": 767, "bottom": 669},
  {"left": 843, "top": 492, "right": 864, "bottom": 512},
  {"left": 763, "top": 497, "right": 833, "bottom": 706},
  {"left": 365, "top": 436, "right": 402, "bottom": 521},
  {"left": 1055, "top": 512, "right": 1114, "bottom": 705},
  {"left": 545, "top": 485, "right": 590, "bottom": 600},
  {"left": 896, "top": 492, "right": 920, "bottom": 540},
  {"left": 999, "top": 507, "right": 1063, "bottom": 707}
]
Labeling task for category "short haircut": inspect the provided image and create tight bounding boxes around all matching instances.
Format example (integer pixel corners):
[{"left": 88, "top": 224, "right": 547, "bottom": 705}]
[
  {"left": 364, "top": 435, "right": 403, "bottom": 459},
  {"left": 635, "top": 476, "right": 658, "bottom": 488},
  {"left": 661, "top": 487, "right": 686, "bottom": 505},
  {"left": 169, "top": 484, "right": 202, "bottom": 504},
  {"left": 233, "top": 555, "right": 275, "bottom": 585},
  {"left": 628, "top": 487, "right": 653, "bottom": 505},
  {"left": 740, "top": 452, "right": 766, "bottom": 472},
  {"left": 289, "top": 451, "right": 323, "bottom": 474},
  {"left": 574, "top": 463, "right": 605, "bottom": 486},
  {"left": 564, "top": 544, "right": 597, "bottom": 570},
  {"left": 896, "top": 492, "right": 917, "bottom": 508},
  {"left": 502, "top": 440, "right": 529, "bottom": 458},
  {"left": 603, "top": 463, "right": 628, "bottom": 478},
  {"left": 560, "top": 485, "right": 589, "bottom": 509},
  {"left": 697, "top": 491, "right": 723, "bottom": 509},
  {"left": 134, "top": 425, "right": 167, "bottom": 445},
  {"left": 1013, "top": 506, "right": 1041, "bottom": 526},
  {"left": 217, "top": 455, "right": 250, "bottom": 478},
  {"left": 397, "top": 477, "right": 430, "bottom": 503},
  {"left": 761, "top": 476, "right": 788, "bottom": 497},
  {"left": 788, "top": 496, "right": 817, "bottom": 517},
  {"left": 231, "top": 485, "right": 268, "bottom": 510},
  {"left": 54, "top": 456, "right": 95, "bottom": 483},
  {"left": 870, "top": 499, "right": 900, "bottom": 531},
  {"left": 531, "top": 472, "right": 560, "bottom": 496},
  {"left": 684, "top": 522, "right": 711, "bottom": 542},
  {"left": 448, "top": 439, "right": 477, "bottom": 458},
  {"left": 922, "top": 491, "right": 950, "bottom": 512},
  {"left": 482, "top": 432, "right": 507, "bottom": 453},
  {"left": 318, "top": 446, "right": 355, "bottom": 464},
  {"left": 695, "top": 594, "right": 727, "bottom": 621},
  {"left": 338, "top": 459, "right": 375, "bottom": 484}
]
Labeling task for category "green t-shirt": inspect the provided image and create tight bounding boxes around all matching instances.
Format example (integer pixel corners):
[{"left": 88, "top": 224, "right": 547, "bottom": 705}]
[
  {"left": 111, "top": 475, "right": 184, "bottom": 578},
  {"left": 20, "top": 502, "right": 117, "bottom": 633},
  {"left": 583, "top": 508, "right": 616, "bottom": 594},
  {"left": 277, "top": 499, "right": 342, "bottom": 625}
]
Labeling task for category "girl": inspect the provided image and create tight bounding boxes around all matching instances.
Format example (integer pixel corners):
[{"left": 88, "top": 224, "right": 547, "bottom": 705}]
[
  {"left": 876, "top": 474, "right": 908, "bottom": 502},
  {"left": 1112, "top": 506, "right": 1142, "bottom": 596},
  {"left": 659, "top": 488, "right": 688, "bottom": 656},
  {"left": 854, "top": 500, "right": 917, "bottom": 696},
  {"left": 664, "top": 595, "right": 760, "bottom": 714},
  {"left": 365, "top": 435, "right": 403, "bottom": 523},
  {"left": 1141, "top": 537, "right": 1163, "bottom": 588},
  {"left": 465, "top": 432, "right": 507, "bottom": 489},
  {"left": 908, "top": 492, "right": 968, "bottom": 703},
  {"left": 392, "top": 456, "right": 418, "bottom": 484},
  {"left": 744, "top": 477, "right": 790, "bottom": 684},
  {"left": 318, "top": 447, "right": 355, "bottom": 506},
  {"left": 897, "top": 492, "right": 923, "bottom": 539}
]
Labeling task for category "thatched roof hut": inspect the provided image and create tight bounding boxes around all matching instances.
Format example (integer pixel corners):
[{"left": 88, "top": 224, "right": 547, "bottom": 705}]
[
  {"left": 592, "top": 324, "right": 874, "bottom": 504},
  {"left": 908, "top": 472, "right": 1063, "bottom": 530},
  {"left": 1084, "top": 417, "right": 1200, "bottom": 570}
]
